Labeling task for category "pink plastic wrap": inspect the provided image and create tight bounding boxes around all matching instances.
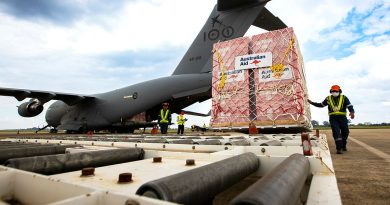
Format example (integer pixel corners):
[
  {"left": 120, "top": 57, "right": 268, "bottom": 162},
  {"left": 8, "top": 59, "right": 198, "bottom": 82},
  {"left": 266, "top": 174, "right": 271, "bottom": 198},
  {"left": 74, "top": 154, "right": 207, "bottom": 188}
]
[
  {"left": 211, "top": 37, "right": 251, "bottom": 127},
  {"left": 210, "top": 27, "right": 311, "bottom": 128}
]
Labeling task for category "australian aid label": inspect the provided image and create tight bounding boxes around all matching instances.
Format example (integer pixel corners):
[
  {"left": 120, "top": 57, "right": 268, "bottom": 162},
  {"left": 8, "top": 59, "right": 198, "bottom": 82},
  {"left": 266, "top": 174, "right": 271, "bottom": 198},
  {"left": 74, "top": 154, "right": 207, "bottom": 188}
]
[
  {"left": 258, "top": 65, "right": 293, "bottom": 82},
  {"left": 235, "top": 52, "right": 272, "bottom": 70},
  {"left": 218, "top": 69, "right": 244, "bottom": 82}
]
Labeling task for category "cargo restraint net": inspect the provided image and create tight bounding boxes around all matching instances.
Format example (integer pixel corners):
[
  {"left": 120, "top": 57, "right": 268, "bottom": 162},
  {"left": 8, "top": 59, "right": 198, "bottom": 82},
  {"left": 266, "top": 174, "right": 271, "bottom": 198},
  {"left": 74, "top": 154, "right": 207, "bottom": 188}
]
[{"left": 210, "top": 27, "right": 312, "bottom": 129}]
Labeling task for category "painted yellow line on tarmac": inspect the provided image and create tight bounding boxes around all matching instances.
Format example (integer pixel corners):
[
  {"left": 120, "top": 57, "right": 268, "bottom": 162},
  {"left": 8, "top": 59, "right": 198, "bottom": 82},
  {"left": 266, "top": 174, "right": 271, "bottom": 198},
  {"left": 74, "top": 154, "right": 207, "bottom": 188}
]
[{"left": 349, "top": 137, "right": 390, "bottom": 163}]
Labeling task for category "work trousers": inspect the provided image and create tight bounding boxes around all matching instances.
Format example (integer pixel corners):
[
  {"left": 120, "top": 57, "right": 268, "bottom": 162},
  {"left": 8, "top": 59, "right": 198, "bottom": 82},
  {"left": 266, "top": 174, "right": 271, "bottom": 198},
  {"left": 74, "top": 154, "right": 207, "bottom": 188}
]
[
  {"left": 329, "top": 116, "right": 349, "bottom": 150},
  {"left": 177, "top": 125, "right": 184, "bottom": 135},
  {"left": 160, "top": 123, "right": 168, "bottom": 134}
]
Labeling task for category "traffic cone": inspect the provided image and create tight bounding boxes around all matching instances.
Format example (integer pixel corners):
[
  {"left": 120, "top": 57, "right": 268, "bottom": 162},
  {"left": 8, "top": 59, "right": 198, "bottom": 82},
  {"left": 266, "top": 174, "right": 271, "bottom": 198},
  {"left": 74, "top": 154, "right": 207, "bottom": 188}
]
[
  {"left": 87, "top": 131, "right": 93, "bottom": 137},
  {"left": 151, "top": 125, "right": 158, "bottom": 135},
  {"left": 249, "top": 123, "right": 258, "bottom": 134},
  {"left": 301, "top": 132, "right": 313, "bottom": 156}
]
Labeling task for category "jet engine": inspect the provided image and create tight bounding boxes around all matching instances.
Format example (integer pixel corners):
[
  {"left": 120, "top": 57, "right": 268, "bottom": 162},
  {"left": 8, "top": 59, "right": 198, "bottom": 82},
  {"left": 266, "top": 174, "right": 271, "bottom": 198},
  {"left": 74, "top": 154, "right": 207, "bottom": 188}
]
[{"left": 18, "top": 99, "right": 44, "bottom": 117}]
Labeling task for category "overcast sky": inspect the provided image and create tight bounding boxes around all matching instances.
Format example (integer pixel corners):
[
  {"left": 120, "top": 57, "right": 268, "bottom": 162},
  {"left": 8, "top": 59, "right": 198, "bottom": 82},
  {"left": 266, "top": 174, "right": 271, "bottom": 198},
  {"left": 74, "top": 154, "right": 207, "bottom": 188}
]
[{"left": 0, "top": 0, "right": 389, "bottom": 129}]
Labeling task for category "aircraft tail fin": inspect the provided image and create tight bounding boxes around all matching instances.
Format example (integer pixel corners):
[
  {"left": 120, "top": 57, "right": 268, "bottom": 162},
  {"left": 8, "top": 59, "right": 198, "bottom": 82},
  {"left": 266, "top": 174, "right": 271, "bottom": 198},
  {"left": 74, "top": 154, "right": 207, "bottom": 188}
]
[
  {"left": 172, "top": 0, "right": 285, "bottom": 75},
  {"left": 252, "top": 7, "right": 287, "bottom": 31}
]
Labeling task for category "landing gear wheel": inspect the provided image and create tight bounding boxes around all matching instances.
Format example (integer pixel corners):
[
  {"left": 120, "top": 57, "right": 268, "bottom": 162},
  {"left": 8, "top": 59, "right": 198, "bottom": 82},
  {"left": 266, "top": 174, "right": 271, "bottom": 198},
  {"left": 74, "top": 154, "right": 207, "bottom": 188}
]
[{"left": 49, "top": 128, "right": 58, "bottom": 133}]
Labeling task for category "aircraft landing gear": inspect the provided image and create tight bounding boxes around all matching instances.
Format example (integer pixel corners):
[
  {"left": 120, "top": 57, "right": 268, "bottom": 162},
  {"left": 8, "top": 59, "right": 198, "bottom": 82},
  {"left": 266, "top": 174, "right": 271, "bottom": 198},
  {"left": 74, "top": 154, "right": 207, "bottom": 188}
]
[
  {"left": 35, "top": 125, "right": 49, "bottom": 133},
  {"left": 49, "top": 128, "right": 58, "bottom": 133}
]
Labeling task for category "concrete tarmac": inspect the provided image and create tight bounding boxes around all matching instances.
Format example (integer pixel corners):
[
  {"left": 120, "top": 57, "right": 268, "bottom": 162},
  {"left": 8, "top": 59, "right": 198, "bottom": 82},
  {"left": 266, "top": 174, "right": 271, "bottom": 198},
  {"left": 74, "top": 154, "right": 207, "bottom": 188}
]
[{"left": 322, "top": 129, "right": 390, "bottom": 205}]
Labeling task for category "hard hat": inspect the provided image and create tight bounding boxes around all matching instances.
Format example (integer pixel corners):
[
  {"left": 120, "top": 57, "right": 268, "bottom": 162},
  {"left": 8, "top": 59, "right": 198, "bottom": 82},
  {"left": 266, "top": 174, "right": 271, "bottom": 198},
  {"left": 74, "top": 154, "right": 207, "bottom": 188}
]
[
  {"left": 181, "top": 111, "right": 184, "bottom": 115},
  {"left": 330, "top": 85, "right": 341, "bottom": 91},
  {"left": 162, "top": 102, "right": 169, "bottom": 106}
]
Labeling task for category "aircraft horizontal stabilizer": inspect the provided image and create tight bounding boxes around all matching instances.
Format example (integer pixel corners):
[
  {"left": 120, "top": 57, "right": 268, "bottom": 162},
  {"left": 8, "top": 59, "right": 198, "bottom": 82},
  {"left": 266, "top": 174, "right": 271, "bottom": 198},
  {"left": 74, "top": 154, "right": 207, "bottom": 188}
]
[
  {"left": 217, "top": 0, "right": 270, "bottom": 11},
  {"left": 252, "top": 7, "right": 287, "bottom": 31},
  {"left": 0, "top": 87, "right": 95, "bottom": 105},
  {"left": 182, "top": 110, "right": 211, "bottom": 117}
]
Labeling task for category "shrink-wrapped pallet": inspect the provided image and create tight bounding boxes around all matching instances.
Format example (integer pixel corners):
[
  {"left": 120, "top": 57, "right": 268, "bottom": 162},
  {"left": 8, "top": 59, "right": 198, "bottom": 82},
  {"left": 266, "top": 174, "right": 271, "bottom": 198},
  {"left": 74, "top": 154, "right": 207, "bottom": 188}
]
[
  {"left": 211, "top": 37, "right": 251, "bottom": 127},
  {"left": 251, "top": 27, "right": 311, "bottom": 127},
  {"left": 210, "top": 27, "right": 311, "bottom": 129}
]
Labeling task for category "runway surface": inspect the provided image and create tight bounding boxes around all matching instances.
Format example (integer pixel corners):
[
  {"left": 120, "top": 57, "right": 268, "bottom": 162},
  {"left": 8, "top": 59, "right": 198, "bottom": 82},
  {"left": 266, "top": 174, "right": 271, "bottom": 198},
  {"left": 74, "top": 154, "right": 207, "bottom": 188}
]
[{"left": 323, "top": 129, "right": 390, "bottom": 205}]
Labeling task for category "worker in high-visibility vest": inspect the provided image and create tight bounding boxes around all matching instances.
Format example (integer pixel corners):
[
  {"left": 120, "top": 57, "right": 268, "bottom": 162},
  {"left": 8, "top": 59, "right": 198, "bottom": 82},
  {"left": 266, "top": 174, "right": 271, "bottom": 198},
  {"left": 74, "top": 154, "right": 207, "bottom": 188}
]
[
  {"left": 308, "top": 85, "right": 355, "bottom": 154},
  {"left": 177, "top": 111, "right": 187, "bottom": 135},
  {"left": 158, "top": 102, "right": 171, "bottom": 134}
]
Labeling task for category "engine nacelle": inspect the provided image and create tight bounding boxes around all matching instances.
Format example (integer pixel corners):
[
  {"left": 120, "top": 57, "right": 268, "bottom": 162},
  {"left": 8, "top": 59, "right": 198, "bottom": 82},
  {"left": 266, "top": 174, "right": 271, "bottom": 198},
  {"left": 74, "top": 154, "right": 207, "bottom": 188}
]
[{"left": 18, "top": 99, "right": 44, "bottom": 117}]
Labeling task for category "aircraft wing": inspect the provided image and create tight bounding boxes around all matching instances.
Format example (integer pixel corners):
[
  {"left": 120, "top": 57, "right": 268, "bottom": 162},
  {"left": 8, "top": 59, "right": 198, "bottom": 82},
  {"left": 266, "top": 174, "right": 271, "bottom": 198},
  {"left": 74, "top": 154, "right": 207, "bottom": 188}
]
[
  {"left": 0, "top": 87, "right": 95, "bottom": 105},
  {"left": 252, "top": 7, "right": 287, "bottom": 31},
  {"left": 183, "top": 110, "right": 211, "bottom": 117}
]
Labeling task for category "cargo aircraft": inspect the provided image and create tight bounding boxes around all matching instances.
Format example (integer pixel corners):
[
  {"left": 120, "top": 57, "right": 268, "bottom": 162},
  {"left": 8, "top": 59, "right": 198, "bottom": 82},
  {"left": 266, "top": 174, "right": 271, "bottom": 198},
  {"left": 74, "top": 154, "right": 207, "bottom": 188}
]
[{"left": 0, "top": 0, "right": 286, "bottom": 133}]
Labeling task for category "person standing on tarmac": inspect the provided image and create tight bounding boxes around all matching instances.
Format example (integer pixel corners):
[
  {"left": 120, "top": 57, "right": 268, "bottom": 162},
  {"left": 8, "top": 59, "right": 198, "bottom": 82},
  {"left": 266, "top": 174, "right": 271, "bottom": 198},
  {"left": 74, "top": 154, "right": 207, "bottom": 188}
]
[
  {"left": 308, "top": 85, "right": 355, "bottom": 154},
  {"left": 177, "top": 111, "right": 187, "bottom": 135},
  {"left": 158, "top": 102, "right": 171, "bottom": 134}
]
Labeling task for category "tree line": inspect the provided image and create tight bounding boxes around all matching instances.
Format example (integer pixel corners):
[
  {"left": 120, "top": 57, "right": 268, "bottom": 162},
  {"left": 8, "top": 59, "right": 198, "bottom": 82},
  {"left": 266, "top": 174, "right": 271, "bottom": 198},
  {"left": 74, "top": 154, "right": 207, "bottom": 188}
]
[{"left": 311, "top": 120, "right": 390, "bottom": 127}]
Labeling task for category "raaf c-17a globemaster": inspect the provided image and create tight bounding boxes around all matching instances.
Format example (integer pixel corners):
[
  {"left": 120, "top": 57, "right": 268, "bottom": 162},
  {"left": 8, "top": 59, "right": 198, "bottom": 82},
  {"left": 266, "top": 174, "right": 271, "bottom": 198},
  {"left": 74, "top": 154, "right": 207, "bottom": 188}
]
[{"left": 0, "top": 0, "right": 286, "bottom": 133}]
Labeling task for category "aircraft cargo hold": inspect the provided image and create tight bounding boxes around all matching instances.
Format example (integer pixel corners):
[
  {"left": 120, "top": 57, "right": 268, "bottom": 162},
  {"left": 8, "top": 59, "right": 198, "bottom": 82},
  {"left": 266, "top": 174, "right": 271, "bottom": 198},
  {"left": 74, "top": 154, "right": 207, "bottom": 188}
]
[{"left": 211, "top": 27, "right": 312, "bottom": 130}]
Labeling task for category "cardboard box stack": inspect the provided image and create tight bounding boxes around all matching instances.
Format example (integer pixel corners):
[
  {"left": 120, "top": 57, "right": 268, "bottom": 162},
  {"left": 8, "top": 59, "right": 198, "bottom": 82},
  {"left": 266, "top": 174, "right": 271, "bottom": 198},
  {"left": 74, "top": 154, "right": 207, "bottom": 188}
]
[{"left": 210, "top": 27, "right": 311, "bottom": 129}]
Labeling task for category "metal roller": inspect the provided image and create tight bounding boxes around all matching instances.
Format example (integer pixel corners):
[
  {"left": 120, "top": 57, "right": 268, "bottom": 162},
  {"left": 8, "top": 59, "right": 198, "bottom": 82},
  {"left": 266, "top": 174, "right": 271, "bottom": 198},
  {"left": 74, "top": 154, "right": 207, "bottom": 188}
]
[
  {"left": 5, "top": 148, "right": 144, "bottom": 175},
  {"left": 136, "top": 152, "right": 260, "bottom": 205},
  {"left": 182, "top": 136, "right": 202, "bottom": 140},
  {"left": 0, "top": 144, "right": 80, "bottom": 164},
  {"left": 259, "top": 140, "right": 282, "bottom": 146},
  {"left": 164, "top": 137, "right": 182, "bottom": 140},
  {"left": 195, "top": 139, "right": 222, "bottom": 145},
  {"left": 0, "top": 142, "right": 22, "bottom": 146},
  {"left": 258, "top": 136, "right": 269, "bottom": 140},
  {"left": 228, "top": 136, "right": 245, "bottom": 140},
  {"left": 142, "top": 139, "right": 168, "bottom": 143},
  {"left": 225, "top": 140, "right": 250, "bottom": 146},
  {"left": 0, "top": 144, "right": 57, "bottom": 149},
  {"left": 206, "top": 136, "right": 224, "bottom": 139},
  {"left": 230, "top": 153, "right": 310, "bottom": 205},
  {"left": 167, "top": 139, "right": 194, "bottom": 144}
]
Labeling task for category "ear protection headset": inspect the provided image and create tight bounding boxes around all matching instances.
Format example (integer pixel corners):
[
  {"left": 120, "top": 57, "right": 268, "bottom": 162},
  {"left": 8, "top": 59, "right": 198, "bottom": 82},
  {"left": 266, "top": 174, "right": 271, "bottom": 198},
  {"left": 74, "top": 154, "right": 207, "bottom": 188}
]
[
  {"left": 329, "top": 85, "right": 342, "bottom": 93},
  {"left": 329, "top": 89, "right": 342, "bottom": 93}
]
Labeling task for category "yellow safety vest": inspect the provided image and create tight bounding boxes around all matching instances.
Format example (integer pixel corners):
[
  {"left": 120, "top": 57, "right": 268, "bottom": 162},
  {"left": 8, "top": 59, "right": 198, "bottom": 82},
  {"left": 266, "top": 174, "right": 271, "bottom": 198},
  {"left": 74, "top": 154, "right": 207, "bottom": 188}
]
[
  {"left": 328, "top": 95, "right": 346, "bottom": 116},
  {"left": 160, "top": 109, "right": 169, "bottom": 123},
  {"left": 177, "top": 115, "right": 185, "bottom": 125}
]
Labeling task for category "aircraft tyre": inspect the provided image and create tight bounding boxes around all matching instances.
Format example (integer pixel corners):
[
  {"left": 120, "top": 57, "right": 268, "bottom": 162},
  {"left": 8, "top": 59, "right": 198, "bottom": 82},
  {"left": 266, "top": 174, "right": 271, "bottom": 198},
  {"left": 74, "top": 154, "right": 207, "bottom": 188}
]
[{"left": 49, "top": 128, "right": 58, "bottom": 133}]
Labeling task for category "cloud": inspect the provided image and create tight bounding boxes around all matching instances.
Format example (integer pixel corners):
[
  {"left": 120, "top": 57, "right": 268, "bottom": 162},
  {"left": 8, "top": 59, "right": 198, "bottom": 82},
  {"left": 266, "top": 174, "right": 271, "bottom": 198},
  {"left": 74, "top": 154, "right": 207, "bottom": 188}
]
[
  {"left": 361, "top": 3, "right": 390, "bottom": 35},
  {"left": 306, "top": 41, "right": 390, "bottom": 124},
  {"left": 0, "top": 0, "right": 84, "bottom": 25},
  {"left": 0, "top": 0, "right": 132, "bottom": 26},
  {"left": 0, "top": 0, "right": 389, "bottom": 129}
]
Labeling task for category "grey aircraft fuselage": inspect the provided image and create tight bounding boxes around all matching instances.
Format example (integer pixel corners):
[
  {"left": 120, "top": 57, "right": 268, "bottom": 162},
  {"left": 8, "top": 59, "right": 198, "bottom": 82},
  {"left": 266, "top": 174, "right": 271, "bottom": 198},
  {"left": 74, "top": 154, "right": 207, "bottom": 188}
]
[
  {"left": 46, "top": 73, "right": 211, "bottom": 131},
  {"left": 0, "top": 0, "right": 286, "bottom": 132}
]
